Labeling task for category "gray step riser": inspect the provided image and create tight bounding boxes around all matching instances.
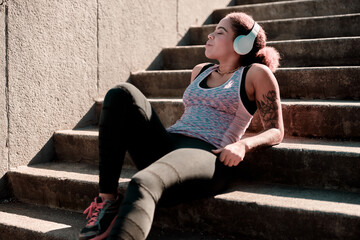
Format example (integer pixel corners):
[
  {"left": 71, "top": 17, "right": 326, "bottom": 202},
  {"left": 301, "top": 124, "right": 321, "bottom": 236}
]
[
  {"left": 235, "top": 0, "right": 295, "bottom": 4},
  {"left": 94, "top": 100, "right": 360, "bottom": 139},
  {"left": 131, "top": 67, "right": 360, "bottom": 100},
  {"left": 190, "top": 14, "right": 360, "bottom": 44},
  {"left": 53, "top": 132, "right": 135, "bottom": 168},
  {"left": 0, "top": 227, "right": 55, "bottom": 240},
  {"left": 250, "top": 103, "right": 360, "bottom": 139},
  {"left": 53, "top": 132, "right": 360, "bottom": 192},
  {"left": 163, "top": 37, "right": 360, "bottom": 70},
  {"left": 0, "top": 200, "right": 234, "bottom": 240},
  {"left": 8, "top": 172, "right": 102, "bottom": 212},
  {"left": 7, "top": 170, "right": 360, "bottom": 240},
  {"left": 154, "top": 197, "right": 360, "bottom": 240},
  {"left": 213, "top": 0, "right": 360, "bottom": 22}
]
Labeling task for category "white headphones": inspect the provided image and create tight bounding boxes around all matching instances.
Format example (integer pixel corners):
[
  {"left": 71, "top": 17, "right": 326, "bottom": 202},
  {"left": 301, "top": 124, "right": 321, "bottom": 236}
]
[{"left": 233, "top": 22, "right": 260, "bottom": 55}]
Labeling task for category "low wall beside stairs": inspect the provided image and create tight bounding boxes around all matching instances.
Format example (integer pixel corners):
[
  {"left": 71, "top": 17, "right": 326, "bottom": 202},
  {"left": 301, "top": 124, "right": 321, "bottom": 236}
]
[{"left": 0, "top": 0, "right": 232, "bottom": 198}]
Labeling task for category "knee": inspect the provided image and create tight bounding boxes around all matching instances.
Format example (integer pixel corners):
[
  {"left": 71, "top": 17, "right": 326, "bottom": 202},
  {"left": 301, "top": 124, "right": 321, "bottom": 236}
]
[
  {"left": 104, "top": 83, "right": 134, "bottom": 105},
  {"left": 128, "top": 170, "right": 165, "bottom": 203},
  {"left": 104, "top": 83, "right": 152, "bottom": 119}
]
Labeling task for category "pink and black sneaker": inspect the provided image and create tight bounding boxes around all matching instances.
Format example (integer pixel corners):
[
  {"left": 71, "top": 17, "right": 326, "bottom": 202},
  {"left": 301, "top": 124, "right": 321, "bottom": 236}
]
[{"left": 79, "top": 196, "right": 121, "bottom": 240}]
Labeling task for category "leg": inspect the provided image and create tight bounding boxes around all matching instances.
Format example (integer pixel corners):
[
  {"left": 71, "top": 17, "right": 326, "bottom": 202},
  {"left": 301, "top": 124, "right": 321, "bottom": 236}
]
[
  {"left": 108, "top": 138, "right": 235, "bottom": 240},
  {"left": 79, "top": 83, "right": 175, "bottom": 240},
  {"left": 99, "top": 83, "right": 175, "bottom": 195}
]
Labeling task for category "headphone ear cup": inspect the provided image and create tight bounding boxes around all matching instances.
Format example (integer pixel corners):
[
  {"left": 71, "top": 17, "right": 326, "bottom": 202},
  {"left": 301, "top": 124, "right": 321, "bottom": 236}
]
[
  {"left": 233, "top": 35, "right": 253, "bottom": 55},
  {"left": 233, "top": 22, "right": 260, "bottom": 55}
]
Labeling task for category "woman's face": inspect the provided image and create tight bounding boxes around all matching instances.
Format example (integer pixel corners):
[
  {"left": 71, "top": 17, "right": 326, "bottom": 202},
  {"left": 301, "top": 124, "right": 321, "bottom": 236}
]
[{"left": 205, "top": 17, "right": 237, "bottom": 61}]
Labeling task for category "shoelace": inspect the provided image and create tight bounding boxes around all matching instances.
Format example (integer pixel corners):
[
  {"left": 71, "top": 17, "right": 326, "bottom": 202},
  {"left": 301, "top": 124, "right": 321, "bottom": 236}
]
[{"left": 83, "top": 197, "right": 106, "bottom": 226}]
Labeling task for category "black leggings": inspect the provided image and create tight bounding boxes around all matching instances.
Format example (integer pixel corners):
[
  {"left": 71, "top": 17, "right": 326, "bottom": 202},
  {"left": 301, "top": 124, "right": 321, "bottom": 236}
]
[{"left": 99, "top": 83, "right": 235, "bottom": 240}]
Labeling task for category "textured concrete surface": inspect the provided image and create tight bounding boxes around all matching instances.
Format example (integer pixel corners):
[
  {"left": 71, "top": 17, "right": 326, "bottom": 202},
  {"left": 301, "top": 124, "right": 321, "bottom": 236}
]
[
  {"left": 162, "top": 37, "right": 360, "bottom": 69},
  {"left": 249, "top": 100, "right": 360, "bottom": 139},
  {"left": 130, "top": 70, "right": 192, "bottom": 98},
  {"left": 52, "top": 128, "right": 360, "bottom": 192},
  {"left": 270, "top": 37, "right": 360, "bottom": 67},
  {"left": 0, "top": 202, "right": 239, "bottom": 240},
  {"left": 6, "top": 0, "right": 98, "bottom": 171},
  {"left": 0, "top": 3, "right": 9, "bottom": 199},
  {"left": 53, "top": 128, "right": 135, "bottom": 168},
  {"left": 154, "top": 183, "right": 360, "bottom": 239},
  {"left": 97, "top": 0, "right": 231, "bottom": 95},
  {"left": 235, "top": 0, "right": 295, "bottom": 4},
  {"left": 189, "top": 13, "right": 360, "bottom": 44},
  {"left": 131, "top": 67, "right": 360, "bottom": 100},
  {"left": 213, "top": 0, "right": 360, "bottom": 22},
  {"left": 7, "top": 165, "right": 360, "bottom": 239},
  {"left": 7, "top": 162, "right": 135, "bottom": 211},
  {"left": 0, "top": 202, "right": 84, "bottom": 240},
  {"left": 275, "top": 66, "right": 360, "bottom": 100},
  {"left": 96, "top": 98, "right": 360, "bottom": 139},
  {"left": 177, "top": 0, "right": 232, "bottom": 44}
]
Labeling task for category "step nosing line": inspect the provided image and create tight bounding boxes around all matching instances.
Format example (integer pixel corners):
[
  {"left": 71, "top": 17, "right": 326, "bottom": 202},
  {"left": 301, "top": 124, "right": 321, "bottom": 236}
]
[
  {"left": 258, "top": 13, "right": 360, "bottom": 23},
  {"left": 202, "top": 13, "right": 360, "bottom": 26},
  {"left": 220, "top": 0, "right": 314, "bottom": 9},
  {"left": 0, "top": 211, "right": 72, "bottom": 232},
  {"left": 281, "top": 99, "right": 360, "bottom": 106},
  {"left": 268, "top": 36, "right": 360, "bottom": 44},
  {"left": 216, "top": 191, "right": 360, "bottom": 217}
]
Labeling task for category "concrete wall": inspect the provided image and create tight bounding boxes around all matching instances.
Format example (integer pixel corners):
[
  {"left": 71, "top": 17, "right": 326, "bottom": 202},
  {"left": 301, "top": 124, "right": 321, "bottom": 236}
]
[
  {"left": 0, "top": 2, "right": 9, "bottom": 197},
  {"left": 0, "top": 0, "right": 232, "bottom": 198},
  {"left": 98, "top": 0, "right": 232, "bottom": 94}
]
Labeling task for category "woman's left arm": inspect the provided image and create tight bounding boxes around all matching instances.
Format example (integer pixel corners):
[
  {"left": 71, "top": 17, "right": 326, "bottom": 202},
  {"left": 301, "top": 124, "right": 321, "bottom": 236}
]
[{"left": 212, "top": 64, "right": 284, "bottom": 167}]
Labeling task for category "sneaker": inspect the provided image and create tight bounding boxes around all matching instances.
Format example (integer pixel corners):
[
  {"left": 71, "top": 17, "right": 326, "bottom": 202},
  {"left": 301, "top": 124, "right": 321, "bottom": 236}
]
[{"left": 79, "top": 195, "right": 121, "bottom": 240}]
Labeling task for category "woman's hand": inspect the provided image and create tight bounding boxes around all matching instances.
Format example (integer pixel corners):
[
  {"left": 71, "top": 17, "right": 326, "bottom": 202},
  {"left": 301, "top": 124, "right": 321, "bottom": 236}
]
[{"left": 212, "top": 141, "right": 248, "bottom": 167}]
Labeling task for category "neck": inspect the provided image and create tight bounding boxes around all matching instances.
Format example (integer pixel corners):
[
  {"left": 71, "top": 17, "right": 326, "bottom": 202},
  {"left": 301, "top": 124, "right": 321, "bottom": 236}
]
[
  {"left": 216, "top": 63, "right": 241, "bottom": 75},
  {"left": 216, "top": 56, "right": 242, "bottom": 74}
]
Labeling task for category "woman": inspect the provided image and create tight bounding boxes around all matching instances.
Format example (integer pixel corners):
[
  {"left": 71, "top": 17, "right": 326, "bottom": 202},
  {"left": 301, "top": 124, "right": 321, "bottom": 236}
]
[{"left": 79, "top": 12, "right": 284, "bottom": 240}]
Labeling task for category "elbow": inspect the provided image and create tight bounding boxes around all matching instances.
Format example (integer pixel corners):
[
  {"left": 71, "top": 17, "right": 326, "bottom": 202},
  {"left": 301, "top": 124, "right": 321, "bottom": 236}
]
[
  {"left": 271, "top": 127, "right": 284, "bottom": 146},
  {"left": 278, "top": 128, "right": 284, "bottom": 143}
]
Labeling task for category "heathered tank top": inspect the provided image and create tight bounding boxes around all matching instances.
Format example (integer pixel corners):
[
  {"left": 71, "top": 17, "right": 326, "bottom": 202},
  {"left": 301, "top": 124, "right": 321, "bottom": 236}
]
[{"left": 166, "top": 65, "right": 254, "bottom": 149}]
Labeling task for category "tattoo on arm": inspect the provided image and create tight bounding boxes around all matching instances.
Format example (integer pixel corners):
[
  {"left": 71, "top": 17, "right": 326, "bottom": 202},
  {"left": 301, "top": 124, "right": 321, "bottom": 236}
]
[{"left": 256, "top": 90, "right": 279, "bottom": 129}]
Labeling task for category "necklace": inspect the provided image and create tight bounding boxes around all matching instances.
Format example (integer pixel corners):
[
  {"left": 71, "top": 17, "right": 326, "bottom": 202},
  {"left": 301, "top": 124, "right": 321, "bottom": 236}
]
[{"left": 215, "top": 66, "right": 240, "bottom": 75}]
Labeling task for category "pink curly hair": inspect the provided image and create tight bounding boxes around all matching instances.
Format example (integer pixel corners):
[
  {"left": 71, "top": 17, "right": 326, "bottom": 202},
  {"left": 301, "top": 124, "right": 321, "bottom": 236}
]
[{"left": 226, "top": 12, "right": 280, "bottom": 72}]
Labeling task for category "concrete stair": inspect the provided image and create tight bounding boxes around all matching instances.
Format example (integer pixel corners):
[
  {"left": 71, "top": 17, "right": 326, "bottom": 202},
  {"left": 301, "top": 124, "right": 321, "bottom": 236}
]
[
  {"left": 52, "top": 129, "right": 360, "bottom": 192},
  {"left": 213, "top": 0, "right": 360, "bottom": 22},
  {"left": 131, "top": 67, "right": 360, "bottom": 99},
  {"left": 189, "top": 13, "right": 360, "bottom": 43},
  {"left": 162, "top": 37, "right": 360, "bottom": 69},
  {"left": 3, "top": 0, "right": 360, "bottom": 239}
]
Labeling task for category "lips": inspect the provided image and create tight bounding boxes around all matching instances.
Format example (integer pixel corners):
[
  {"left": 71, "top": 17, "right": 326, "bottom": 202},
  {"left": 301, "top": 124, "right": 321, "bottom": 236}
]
[{"left": 206, "top": 42, "right": 213, "bottom": 47}]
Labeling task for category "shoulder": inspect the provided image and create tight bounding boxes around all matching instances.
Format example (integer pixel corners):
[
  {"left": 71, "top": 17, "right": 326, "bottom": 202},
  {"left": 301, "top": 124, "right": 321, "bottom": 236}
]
[
  {"left": 190, "top": 62, "right": 215, "bottom": 83},
  {"left": 246, "top": 63, "right": 278, "bottom": 90}
]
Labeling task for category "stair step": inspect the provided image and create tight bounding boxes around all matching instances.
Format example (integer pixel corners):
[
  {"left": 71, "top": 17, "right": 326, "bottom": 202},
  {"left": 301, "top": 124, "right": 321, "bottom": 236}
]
[
  {"left": 275, "top": 66, "right": 360, "bottom": 100},
  {"left": 213, "top": 0, "right": 360, "bottom": 22},
  {"left": 6, "top": 167, "right": 360, "bottom": 239},
  {"left": 235, "top": 0, "right": 296, "bottom": 4},
  {"left": 0, "top": 202, "right": 227, "bottom": 240},
  {"left": 131, "top": 66, "right": 360, "bottom": 100},
  {"left": 253, "top": 99, "right": 360, "bottom": 139},
  {"left": 7, "top": 162, "right": 136, "bottom": 211},
  {"left": 189, "top": 13, "right": 360, "bottom": 44},
  {"left": 162, "top": 37, "right": 360, "bottom": 69},
  {"left": 53, "top": 129, "right": 360, "bottom": 192},
  {"left": 157, "top": 182, "right": 360, "bottom": 239},
  {"left": 130, "top": 70, "right": 191, "bottom": 99},
  {"left": 53, "top": 127, "right": 135, "bottom": 168},
  {"left": 0, "top": 202, "right": 83, "bottom": 240},
  {"left": 94, "top": 98, "right": 360, "bottom": 139}
]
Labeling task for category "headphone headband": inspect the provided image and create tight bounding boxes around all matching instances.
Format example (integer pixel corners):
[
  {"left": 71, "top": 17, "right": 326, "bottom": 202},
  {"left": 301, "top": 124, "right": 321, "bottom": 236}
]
[{"left": 233, "top": 22, "right": 260, "bottom": 55}]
